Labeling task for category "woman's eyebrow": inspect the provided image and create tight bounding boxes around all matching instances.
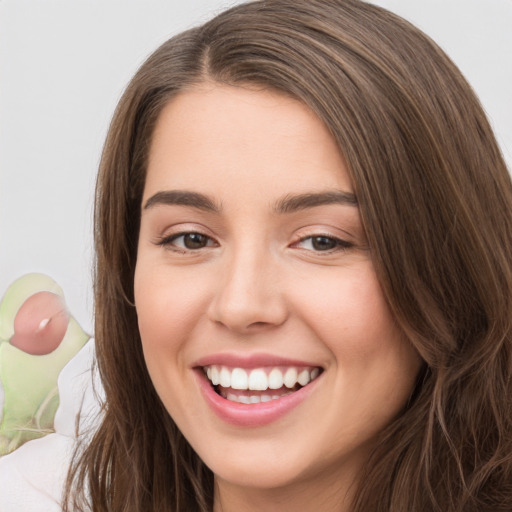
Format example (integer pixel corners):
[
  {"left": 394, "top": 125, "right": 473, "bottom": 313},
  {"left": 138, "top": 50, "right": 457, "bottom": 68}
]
[
  {"left": 273, "top": 191, "right": 358, "bottom": 214},
  {"left": 143, "top": 190, "right": 221, "bottom": 212},
  {"left": 143, "top": 189, "right": 357, "bottom": 214}
]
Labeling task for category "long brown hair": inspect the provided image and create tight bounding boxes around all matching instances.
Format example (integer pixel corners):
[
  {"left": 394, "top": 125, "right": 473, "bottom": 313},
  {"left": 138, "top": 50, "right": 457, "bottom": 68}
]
[{"left": 65, "top": 1, "right": 512, "bottom": 510}]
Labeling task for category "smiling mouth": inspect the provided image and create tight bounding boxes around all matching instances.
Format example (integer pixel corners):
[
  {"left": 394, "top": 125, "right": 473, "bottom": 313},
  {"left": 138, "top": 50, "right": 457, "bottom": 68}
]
[{"left": 202, "top": 365, "right": 323, "bottom": 404}]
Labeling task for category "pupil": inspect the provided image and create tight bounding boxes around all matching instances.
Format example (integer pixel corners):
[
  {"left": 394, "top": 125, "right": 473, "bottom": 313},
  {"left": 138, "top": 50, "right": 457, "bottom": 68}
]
[
  {"left": 312, "top": 236, "right": 336, "bottom": 251},
  {"left": 184, "top": 233, "right": 207, "bottom": 249}
]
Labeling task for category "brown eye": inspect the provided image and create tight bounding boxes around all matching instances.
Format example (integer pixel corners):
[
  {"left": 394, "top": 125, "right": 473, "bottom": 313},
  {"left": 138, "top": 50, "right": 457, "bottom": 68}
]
[
  {"left": 181, "top": 233, "right": 210, "bottom": 249},
  {"left": 294, "top": 235, "right": 353, "bottom": 253},
  {"left": 177, "top": 233, "right": 210, "bottom": 250},
  {"left": 311, "top": 236, "right": 338, "bottom": 251},
  {"left": 157, "top": 232, "right": 216, "bottom": 251}
]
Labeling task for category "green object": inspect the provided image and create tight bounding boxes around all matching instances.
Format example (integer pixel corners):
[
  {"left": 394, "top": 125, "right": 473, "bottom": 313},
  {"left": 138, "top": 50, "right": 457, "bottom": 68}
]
[{"left": 0, "top": 273, "right": 90, "bottom": 455}]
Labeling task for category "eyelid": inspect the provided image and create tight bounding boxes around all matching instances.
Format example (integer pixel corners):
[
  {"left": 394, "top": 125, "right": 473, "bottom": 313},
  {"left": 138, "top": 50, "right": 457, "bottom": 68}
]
[
  {"left": 154, "top": 228, "right": 219, "bottom": 252},
  {"left": 153, "top": 221, "right": 217, "bottom": 242},
  {"left": 291, "top": 233, "right": 354, "bottom": 254},
  {"left": 152, "top": 223, "right": 356, "bottom": 255}
]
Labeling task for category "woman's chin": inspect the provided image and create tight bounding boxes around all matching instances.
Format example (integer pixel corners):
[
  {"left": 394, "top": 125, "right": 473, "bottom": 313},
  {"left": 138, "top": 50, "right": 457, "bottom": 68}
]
[
  {"left": 207, "top": 447, "right": 349, "bottom": 494},
  {"left": 213, "top": 465, "right": 306, "bottom": 493},
  {"left": 205, "top": 451, "right": 312, "bottom": 491}
]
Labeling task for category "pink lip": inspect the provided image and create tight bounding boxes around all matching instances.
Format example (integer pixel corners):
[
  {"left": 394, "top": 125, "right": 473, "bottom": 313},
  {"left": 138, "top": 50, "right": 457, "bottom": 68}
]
[
  {"left": 194, "top": 367, "right": 322, "bottom": 428},
  {"left": 193, "top": 352, "right": 320, "bottom": 369}
]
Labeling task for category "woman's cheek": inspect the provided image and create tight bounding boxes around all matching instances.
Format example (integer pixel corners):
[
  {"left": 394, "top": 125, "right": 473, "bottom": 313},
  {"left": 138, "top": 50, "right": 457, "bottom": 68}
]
[{"left": 135, "top": 263, "right": 210, "bottom": 354}]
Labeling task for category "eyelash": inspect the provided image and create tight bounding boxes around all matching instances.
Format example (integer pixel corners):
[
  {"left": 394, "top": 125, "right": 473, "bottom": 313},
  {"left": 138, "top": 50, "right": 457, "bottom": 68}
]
[
  {"left": 293, "top": 234, "right": 353, "bottom": 253},
  {"left": 156, "top": 231, "right": 353, "bottom": 254},
  {"left": 156, "top": 232, "right": 217, "bottom": 252}
]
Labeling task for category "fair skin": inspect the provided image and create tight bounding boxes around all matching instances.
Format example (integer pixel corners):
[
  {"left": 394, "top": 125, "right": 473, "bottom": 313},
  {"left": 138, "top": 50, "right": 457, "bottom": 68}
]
[{"left": 134, "top": 83, "right": 422, "bottom": 512}]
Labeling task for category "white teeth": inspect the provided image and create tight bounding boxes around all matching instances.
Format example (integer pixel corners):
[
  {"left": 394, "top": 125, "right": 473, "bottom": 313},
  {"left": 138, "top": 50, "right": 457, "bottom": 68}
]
[
  {"left": 248, "top": 369, "right": 268, "bottom": 390},
  {"left": 222, "top": 392, "right": 289, "bottom": 404},
  {"left": 204, "top": 364, "right": 321, "bottom": 393},
  {"left": 219, "top": 367, "right": 231, "bottom": 387},
  {"left": 284, "top": 367, "right": 298, "bottom": 389},
  {"left": 231, "top": 368, "right": 248, "bottom": 389},
  {"left": 297, "top": 369, "right": 311, "bottom": 386},
  {"left": 268, "top": 368, "right": 284, "bottom": 389},
  {"left": 210, "top": 366, "right": 220, "bottom": 385}
]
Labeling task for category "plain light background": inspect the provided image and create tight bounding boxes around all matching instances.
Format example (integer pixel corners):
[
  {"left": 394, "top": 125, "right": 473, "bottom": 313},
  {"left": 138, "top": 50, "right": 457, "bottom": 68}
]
[{"left": 1, "top": 0, "right": 511, "bottom": 335}]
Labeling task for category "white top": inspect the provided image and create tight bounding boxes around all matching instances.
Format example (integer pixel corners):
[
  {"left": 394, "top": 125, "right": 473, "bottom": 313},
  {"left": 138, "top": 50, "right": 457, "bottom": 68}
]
[{"left": 0, "top": 341, "right": 102, "bottom": 512}]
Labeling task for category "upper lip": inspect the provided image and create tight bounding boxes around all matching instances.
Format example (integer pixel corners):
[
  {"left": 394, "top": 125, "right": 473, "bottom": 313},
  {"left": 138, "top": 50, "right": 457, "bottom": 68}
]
[{"left": 192, "top": 352, "right": 323, "bottom": 369}]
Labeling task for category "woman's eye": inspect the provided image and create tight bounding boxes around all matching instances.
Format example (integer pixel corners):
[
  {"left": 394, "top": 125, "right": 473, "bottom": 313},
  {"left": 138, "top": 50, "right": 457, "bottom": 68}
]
[
  {"left": 158, "top": 232, "right": 215, "bottom": 251},
  {"left": 296, "top": 235, "right": 352, "bottom": 252}
]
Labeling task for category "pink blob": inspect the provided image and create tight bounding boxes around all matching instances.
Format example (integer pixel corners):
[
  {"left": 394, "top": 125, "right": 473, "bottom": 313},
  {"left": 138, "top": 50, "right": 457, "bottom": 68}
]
[{"left": 10, "top": 291, "right": 69, "bottom": 355}]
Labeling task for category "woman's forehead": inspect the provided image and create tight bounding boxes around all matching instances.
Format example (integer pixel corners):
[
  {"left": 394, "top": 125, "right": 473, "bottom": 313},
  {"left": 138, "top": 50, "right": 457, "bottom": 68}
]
[{"left": 143, "top": 84, "right": 353, "bottom": 205}]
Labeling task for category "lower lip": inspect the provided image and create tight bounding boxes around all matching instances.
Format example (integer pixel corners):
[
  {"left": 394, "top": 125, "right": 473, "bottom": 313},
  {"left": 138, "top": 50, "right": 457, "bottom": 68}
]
[{"left": 194, "top": 370, "right": 320, "bottom": 427}]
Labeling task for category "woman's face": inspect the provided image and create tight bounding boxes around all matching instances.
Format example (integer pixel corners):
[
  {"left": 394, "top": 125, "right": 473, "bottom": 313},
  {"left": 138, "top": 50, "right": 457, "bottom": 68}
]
[{"left": 134, "top": 84, "right": 421, "bottom": 500}]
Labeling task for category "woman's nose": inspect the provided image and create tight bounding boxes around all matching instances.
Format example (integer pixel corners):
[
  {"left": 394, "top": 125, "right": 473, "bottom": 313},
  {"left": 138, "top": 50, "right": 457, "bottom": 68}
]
[{"left": 207, "top": 249, "right": 288, "bottom": 333}]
